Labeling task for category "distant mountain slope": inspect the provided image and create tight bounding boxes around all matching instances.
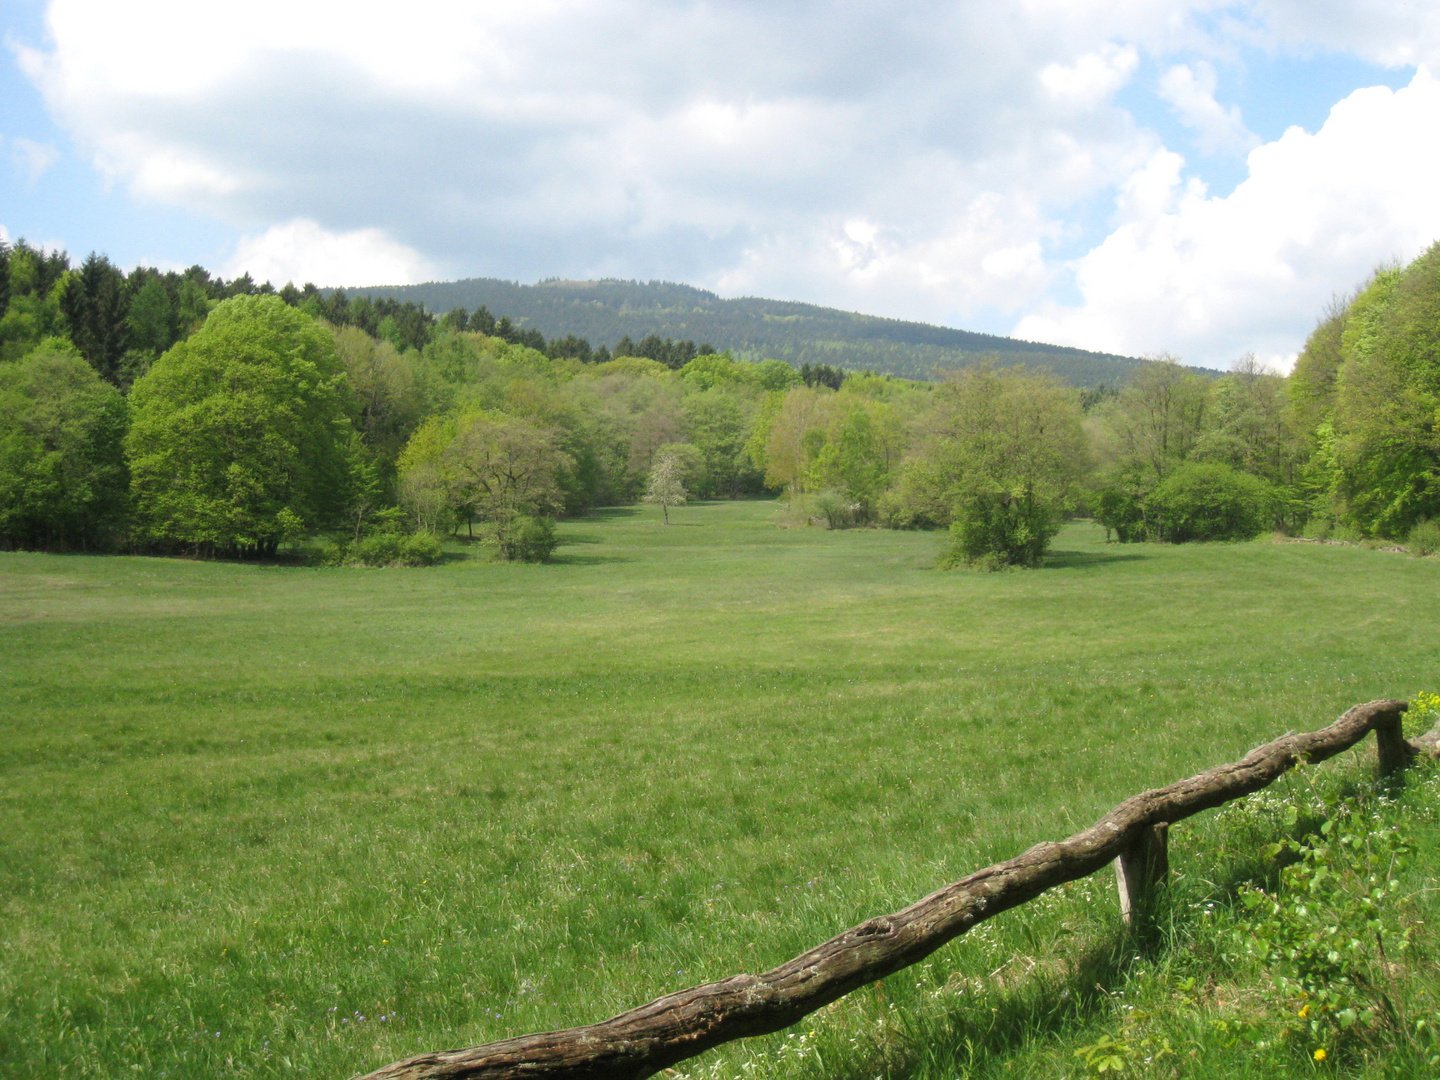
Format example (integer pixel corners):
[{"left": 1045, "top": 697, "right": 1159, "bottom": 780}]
[{"left": 346, "top": 277, "right": 1203, "bottom": 385}]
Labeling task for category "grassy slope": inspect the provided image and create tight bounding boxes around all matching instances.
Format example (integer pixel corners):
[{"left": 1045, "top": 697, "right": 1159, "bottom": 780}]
[{"left": 0, "top": 503, "right": 1436, "bottom": 1079}]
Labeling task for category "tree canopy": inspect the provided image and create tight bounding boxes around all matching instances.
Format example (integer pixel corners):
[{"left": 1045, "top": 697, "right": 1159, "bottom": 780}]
[
  {"left": 0, "top": 339, "right": 128, "bottom": 550},
  {"left": 126, "top": 295, "right": 355, "bottom": 557}
]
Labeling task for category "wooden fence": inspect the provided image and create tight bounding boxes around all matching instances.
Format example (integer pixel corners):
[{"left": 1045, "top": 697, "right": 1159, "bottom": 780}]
[{"left": 355, "top": 700, "right": 1440, "bottom": 1080}]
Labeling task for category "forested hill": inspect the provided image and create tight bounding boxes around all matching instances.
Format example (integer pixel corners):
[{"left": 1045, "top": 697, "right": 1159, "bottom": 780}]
[{"left": 344, "top": 278, "right": 1178, "bottom": 386}]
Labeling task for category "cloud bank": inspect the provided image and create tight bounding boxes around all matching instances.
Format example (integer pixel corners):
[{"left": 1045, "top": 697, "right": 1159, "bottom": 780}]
[{"left": 16, "top": 0, "right": 1440, "bottom": 366}]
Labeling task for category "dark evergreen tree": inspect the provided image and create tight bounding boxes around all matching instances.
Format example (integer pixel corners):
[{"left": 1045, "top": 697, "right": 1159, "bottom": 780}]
[
  {"left": 800, "top": 363, "right": 844, "bottom": 390},
  {"left": 226, "top": 272, "right": 257, "bottom": 297},
  {"left": 31, "top": 243, "right": 71, "bottom": 296},
  {"left": 470, "top": 305, "right": 496, "bottom": 335},
  {"left": 323, "top": 288, "right": 350, "bottom": 325},
  {"left": 547, "top": 334, "right": 593, "bottom": 362},
  {"left": 59, "top": 253, "right": 131, "bottom": 385}
]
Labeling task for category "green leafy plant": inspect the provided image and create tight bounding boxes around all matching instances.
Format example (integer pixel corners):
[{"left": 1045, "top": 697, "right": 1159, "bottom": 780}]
[
  {"left": 1235, "top": 800, "right": 1416, "bottom": 1063},
  {"left": 1406, "top": 519, "right": 1440, "bottom": 556}
]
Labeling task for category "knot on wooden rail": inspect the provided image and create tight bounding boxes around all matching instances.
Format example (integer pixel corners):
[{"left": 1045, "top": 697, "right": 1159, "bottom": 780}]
[
  {"left": 355, "top": 698, "right": 1436, "bottom": 1080},
  {"left": 850, "top": 917, "right": 894, "bottom": 939}
]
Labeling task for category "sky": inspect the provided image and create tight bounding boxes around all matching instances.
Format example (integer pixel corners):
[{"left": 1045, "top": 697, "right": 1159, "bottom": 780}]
[{"left": 3, "top": 1, "right": 1439, "bottom": 370}]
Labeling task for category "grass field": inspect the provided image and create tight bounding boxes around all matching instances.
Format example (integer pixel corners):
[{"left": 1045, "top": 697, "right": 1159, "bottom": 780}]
[{"left": 2, "top": 500, "right": 1438, "bottom": 1079}]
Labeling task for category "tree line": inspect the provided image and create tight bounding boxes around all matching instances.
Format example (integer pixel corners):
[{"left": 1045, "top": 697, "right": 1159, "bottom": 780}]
[{"left": 3, "top": 237, "right": 1439, "bottom": 567}]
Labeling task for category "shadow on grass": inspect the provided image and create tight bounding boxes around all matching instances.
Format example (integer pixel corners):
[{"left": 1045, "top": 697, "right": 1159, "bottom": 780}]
[
  {"left": 583, "top": 506, "right": 642, "bottom": 521},
  {"left": 548, "top": 552, "right": 633, "bottom": 566},
  {"left": 826, "top": 934, "right": 1138, "bottom": 1080},
  {"left": 1043, "top": 549, "right": 1148, "bottom": 569}
]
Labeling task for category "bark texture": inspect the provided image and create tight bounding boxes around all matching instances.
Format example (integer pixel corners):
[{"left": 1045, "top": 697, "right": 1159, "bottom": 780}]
[{"left": 357, "top": 699, "right": 1434, "bottom": 1080}]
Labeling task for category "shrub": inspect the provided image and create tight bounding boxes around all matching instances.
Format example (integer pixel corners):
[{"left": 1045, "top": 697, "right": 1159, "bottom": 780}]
[
  {"left": 352, "top": 530, "right": 404, "bottom": 566},
  {"left": 808, "top": 489, "right": 862, "bottom": 530},
  {"left": 1146, "top": 462, "right": 1273, "bottom": 543},
  {"left": 345, "top": 530, "right": 443, "bottom": 567},
  {"left": 1407, "top": 518, "right": 1440, "bottom": 556},
  {"left": 1093, "top": 484, "right": 1148, "bottom": 543},
  {"left": 939, "top": 491, "right": 1056, "bottom": 569},
  {"left": 398, "top": 531, "right": 443, "bottom": 566},
  {"left": 494, "top": 514, "right": 557, "bottom": 563}
]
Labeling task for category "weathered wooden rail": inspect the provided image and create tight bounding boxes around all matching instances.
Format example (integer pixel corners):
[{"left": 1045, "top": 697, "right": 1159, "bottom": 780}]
[{"left": 354, "top": 700, "right": 1440, "bottom": 1080}]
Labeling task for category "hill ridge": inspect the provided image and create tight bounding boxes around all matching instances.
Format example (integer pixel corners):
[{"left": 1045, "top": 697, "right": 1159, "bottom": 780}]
[{"left": 345, "top": 276, "right": 1216, "bottom": 385}]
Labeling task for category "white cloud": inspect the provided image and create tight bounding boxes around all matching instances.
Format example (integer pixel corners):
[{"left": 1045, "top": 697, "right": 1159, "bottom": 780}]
[
  {"left": 17, "top": 0, "right": 1440, "bottom": 363},
  {"left": 16, "top": 1, "right": 1162, "bottom": 293},
  {"left": 1015, "top": 67, "right": 1440, "bottom": 369},
  {"left": 223, "top": 219, "right": 437, "bottom": 288},
  {"left": 1041, "top": 44, "right": 1140, "bottom": 109},
  {"left": 1157, "top": 61, "right": 1259, "bottom": 155},
  {"left": 1245, "top": 1, "right": 1440, "bottom": 69},
  {"left": 9, "top": 137, "right": 60, "bottom": 183}
]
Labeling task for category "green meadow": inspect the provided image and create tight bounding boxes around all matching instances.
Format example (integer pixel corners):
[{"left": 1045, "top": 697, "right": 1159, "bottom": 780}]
[{"left": 2, "top": 501, "right": 1438, "bottom": 1079}]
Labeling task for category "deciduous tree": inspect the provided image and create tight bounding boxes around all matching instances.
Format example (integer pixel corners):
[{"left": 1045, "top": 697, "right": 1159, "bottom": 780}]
[
  {"left": 925, "top": 366, "right": 1087, "bottom": 568},
  {"left": 126, "top": 295, "right": 355, "bottom": 557},
  {"left": 0, "top": 339, "right": 129, "bottom": 550}
]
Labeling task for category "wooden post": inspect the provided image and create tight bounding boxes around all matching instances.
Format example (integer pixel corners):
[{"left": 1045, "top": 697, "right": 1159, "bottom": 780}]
[
  {"left": 1115, "top": 822, "right": 1169, "bottom": 927},
  {"left": 1374, "top": 705, "right": 1414, "bottom": 776}
]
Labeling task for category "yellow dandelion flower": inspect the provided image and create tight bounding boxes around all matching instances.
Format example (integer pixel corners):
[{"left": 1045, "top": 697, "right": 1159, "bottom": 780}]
[{"left": 1313, "top": 1047, "right": 1327, "bottom": 1062}]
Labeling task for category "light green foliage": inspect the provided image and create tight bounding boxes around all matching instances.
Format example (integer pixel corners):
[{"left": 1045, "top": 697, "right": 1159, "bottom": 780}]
[
  {"left": 1407, "top": 518, "right": 1440, "bottom": 555},
  {"left": 333, "top": 326, "right": 425, "bottom": 468},
  {"left": 678, "top": 352, "right": 751, "bottom": 391},
  {"left": 753, "top": 358, "right": 802, "bottom": 392},
  {"left": 348, "top": 530, "right": 443, "bottom": 567},
  {"left": 447, "top": 411, "right": 571, "bottom": 521},
  {"left": 1288, "top": 301, "right": 1348, "bottom": 443},
  {"left": 1099, "top": 357, "right": 1209, "bottom": 484},
  {"left": 1329, "top": 247, "right": 1440, "bottom": 537},
  {"left": 680, "top": 389, "right": 758, "bottom": 497},
  {"left": 0, "top": 338, "right": 128, "bottom": 549},
  {"left": 643, "top": 443, "right": 696, "bottom": 523},
  {"left": 400, "top": 408, "right": 572, "bottom": 557},
  {"left": 396, "top": 412, "right": 465, "bottom": 533},
  {"left": 1146, "top": 461, "right": 1274, "bottom": 542},
  {"left": 762, "top": 385, "right": 829, "bottom": 497},
  {"left": 125, "top": 295, "right": 355, "bottom": 557},
  {"left": 0, "top": 256, "right": 68, "bottom": 363},
  {"left": 586, "top": 370, "right": 685, "bottom": 495},
  {"left": 1088, "top": 360, "right": 1215, "bottom": 541},
  {"left": 1192, "top": 356, "right": 1302, "bottom": 526},
  {"left": 924, "top": 366, "right": 1087, "bottom": 568},
  {"left": 804, "top": 397, "right": 903, "bottom": 523},
  {"left": 494, "top": 513, "right": 558, "bottom": 562},
  {"left": 127, "top": 276, "right": 179, "bottom": 356},
  {"left": 754, "top": 384, "right": 908, "bottom": 518},
  {"left": 1091, "top": 358, "right": 1211, "bottom": 540},
  {"left": 1236, "top": 801, "right": 1416, "bottom": 1064}
]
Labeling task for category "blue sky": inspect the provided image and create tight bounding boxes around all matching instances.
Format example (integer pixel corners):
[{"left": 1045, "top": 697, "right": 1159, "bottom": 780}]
[{"left": 4, "top": 1, "right": 1439, "bottom": 369}]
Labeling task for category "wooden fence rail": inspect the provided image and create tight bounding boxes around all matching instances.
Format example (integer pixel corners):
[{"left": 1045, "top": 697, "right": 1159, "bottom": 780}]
[{"left": 355, "top": 700, "right": 1440, "bottom": 1080}]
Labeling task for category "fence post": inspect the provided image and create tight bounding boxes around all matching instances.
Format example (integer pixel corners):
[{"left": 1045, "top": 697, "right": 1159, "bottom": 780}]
[
  {"left": 1374, "top": 708, "right": 1415, "bottom": 777},
  {"left": 1115, "top": 822, "right": 1169, "bottom": 927}
]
